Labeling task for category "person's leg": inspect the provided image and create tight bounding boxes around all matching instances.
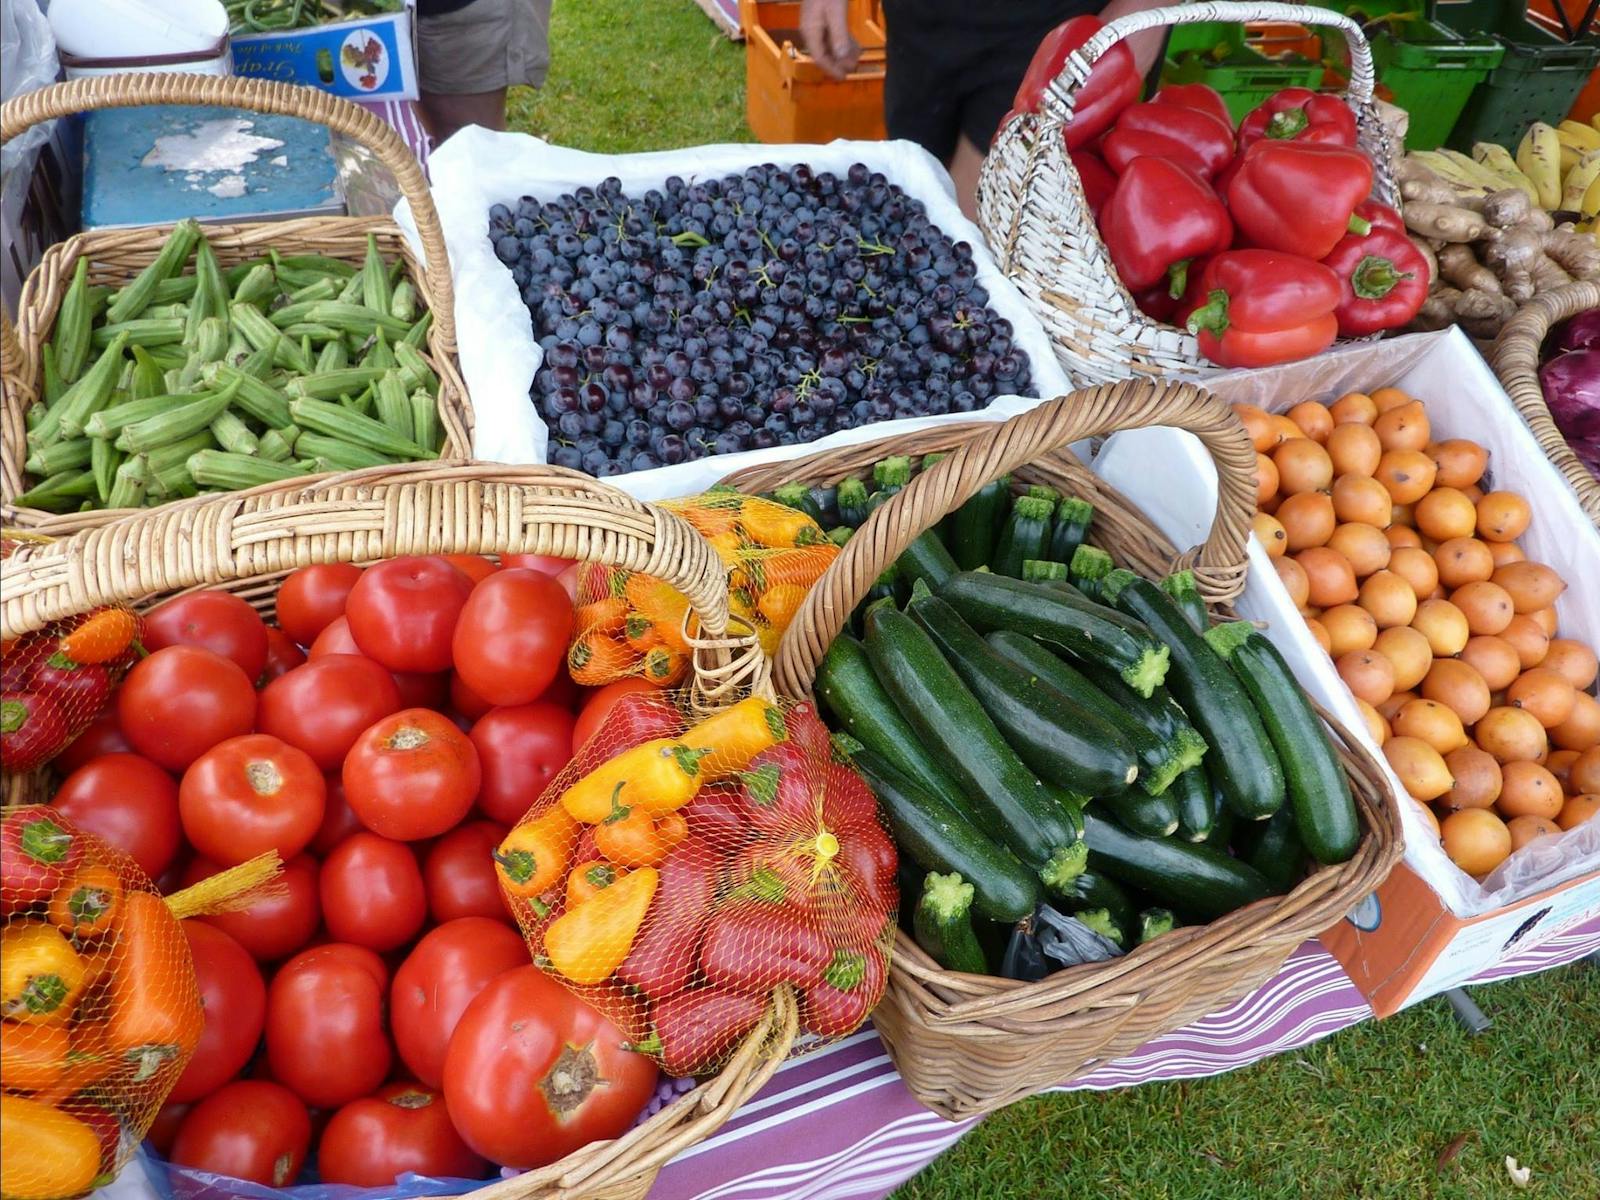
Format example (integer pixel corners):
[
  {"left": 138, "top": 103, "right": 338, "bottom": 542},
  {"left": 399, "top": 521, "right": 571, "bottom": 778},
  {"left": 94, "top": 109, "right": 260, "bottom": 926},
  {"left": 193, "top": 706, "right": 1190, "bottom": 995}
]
[
  {"left": 947, "top": 134, "right": 985, "bottom": 222},
  {"left": 416, "top": 0, "right": 551, "bottom": 146},
  {"left": 419, "top": 89, "right": 510, "bottom": 141},
  {"left": 879, "top": 0, "right": 962, "bottom": 165}
]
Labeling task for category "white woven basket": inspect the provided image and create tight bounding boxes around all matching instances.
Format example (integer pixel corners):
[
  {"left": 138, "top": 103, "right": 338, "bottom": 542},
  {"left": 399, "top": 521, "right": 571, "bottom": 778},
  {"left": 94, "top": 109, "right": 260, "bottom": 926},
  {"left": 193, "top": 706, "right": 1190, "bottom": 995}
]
[{"left": 977, "top": 2, "right": 1401, "bottom": 387}]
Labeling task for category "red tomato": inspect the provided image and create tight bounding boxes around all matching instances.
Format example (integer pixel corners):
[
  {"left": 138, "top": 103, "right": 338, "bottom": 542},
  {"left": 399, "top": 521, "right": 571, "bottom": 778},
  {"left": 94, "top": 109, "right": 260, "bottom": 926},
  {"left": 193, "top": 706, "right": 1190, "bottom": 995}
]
[
  {"left": 442, "top": 554, "right": 500, "bottom": 584},
  {"left": 53, "top": 753, "right": 180, "bottom": 879},
  {"left": 422, "top": 821, "right": 511, "bottom": 925},
  {"left": 443, "top": 965, "right": 657, "bottom": 1168},
  {"left": 276, "top": 564, "right": 364, "bottom": 647},
  {"left": 469, "top": 703, "right": 574, "bottom": 826},
  {"left": 54, "top": 709, "right": 132, "bottom": 775},
  {"left": 147, "top": 1102, "right": 189, "bottom": 1157},
  {"left": 179, "top": 734, "right": 326, "bottom": 865},
  {"left": 308, "top": 615, "right": 361, "bottom": 658},
  {"left": 318, "top": 1083, "right": 487, "bottom": 1186},
  {"left": 573, "top": 679, "right": 659, "bottom": 754},
  {"left": 266, "top": 944, "right": 391, "bottom": 1109},
  {"left": 449, "top": 672, "right": 493, "bottom": 722},
  {"left": 539, "top": 670, "right": 581, "bottom": 710},
  {"left": 391, "top": 917, "right": 529, "bottom": 1088},
  {"left": 118, "top": 646, "right": 257, "bottom": 772},
  {"left": 144, "top": 591, "right": 269, "bottom": 681},
  {"left": 257, "top": 655, "right": 401, "bottom": 771},
  {"left": 393, "top": 671, "right": 449, "bottom": 710},
  {"left": 343, "top": 709, "right": 480, "bottom": 840},
  {"left": 451, "top": 570, "right": 573, "bottom": 706},
  {"left": 188, "top": 853, "right": 320, "bottom": 962},
  {"left": 311, "top": 775, "right": 364, "bottom": 857},
  {"left": 319, "top": 832, "right": 427, "bottom": 952},
  {"left": 346, "top": 557, "right": 473, "bottom": 673},
  {"left": 572, "top": 692, "right": 683, "bottom": 774},
  {"left": 259, "top": 627, "right": 306, "bottom": 684},
  {"left": 499, "top": 554, "right": 574, "bottom": 575},
  {"left": 171, "top": 1080, "right": 311, "bottom": 1186},
  {"left": 31, "top": 659, "right": 111, "bottom": 724},
  {"left": 169, "top": 922, "right": 267, "bottom": 1103}
]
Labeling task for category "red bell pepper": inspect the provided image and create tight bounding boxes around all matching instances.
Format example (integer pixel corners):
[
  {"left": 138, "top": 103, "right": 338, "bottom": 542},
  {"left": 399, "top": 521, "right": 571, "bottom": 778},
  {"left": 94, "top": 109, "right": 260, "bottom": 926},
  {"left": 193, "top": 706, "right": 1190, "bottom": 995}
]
[
  {"left": 1100, "top": 157, "right": 1233, "bottom": 297},
  {"left": 1185, "top": 251, "right": 1342, "bottom": 368},
  {"left": 698, "top": 867, "right": 834, "bottom": 992},
  {"left": 1237, "top": 87, "right": 1358, "bottom": 151},
  {"left": 1321, "top": 226, "right": 1431, "bottom": 337},
  {"left": 800, "top": 945, "right": 887, "bottom": 1038},
  {"left": 682, "top": 784, "right": 748, "bottom": 847},
  {"left": 735, "top": 740, "right": 820, "bottom": 836},
  {"left": 1354, "top": 199, "right": 1405, "bottom": 237},
  {"left": 1070, "top": 149, "right": 1118, "bottom": 217},
  {"left": 1101, "top": 102, "right": 1235, "bottom": 180},
  {"left": 1013, "top": 16, "right": 1141, "bottom": 150},
  {"left": 1228, "top": 141, "right": 1374, "bottom": 261},
  {"left": 644, "top": 987, "right": 766, "bottom": 1076},
  {"left": 616, "top": 837, "right": 722, "bottom": 997},
  {"left": 1152, "top": 82, "right": 1234, "bottom": 130}
]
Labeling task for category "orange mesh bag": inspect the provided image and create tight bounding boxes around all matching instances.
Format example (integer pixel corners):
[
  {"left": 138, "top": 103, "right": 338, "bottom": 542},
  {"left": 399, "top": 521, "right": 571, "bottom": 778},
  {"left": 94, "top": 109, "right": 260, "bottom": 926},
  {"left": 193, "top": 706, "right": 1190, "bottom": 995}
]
[
  {"left": 496, "top": 690, "right": 895, "bottom": 1077},
  {"left": 566, "top": 492, "right": 839, "bottom": 685}
]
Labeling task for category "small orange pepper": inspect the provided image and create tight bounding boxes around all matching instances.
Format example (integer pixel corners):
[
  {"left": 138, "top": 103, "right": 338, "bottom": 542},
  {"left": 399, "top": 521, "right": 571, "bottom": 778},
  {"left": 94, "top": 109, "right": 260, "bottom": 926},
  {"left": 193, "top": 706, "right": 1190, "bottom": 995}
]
[
  {"left": 568, "top": 630, "right": 635, "bottom": 686},
  {"left": 565, "top": 859, "right": 624, "bottom": 908},
  {"left": 0, "top": 925, "right": 87, "bottom": 1026},
  {"left": 641, "top": 645, "right": 688, "bottom": 686},
  {"left": 594, "top": 806, "right": 688, "bottom": 868},
  {"left": 105, "top": 892, "right": 203, "bottom": 1082},
  {"left": 56, "top": 608, "right": 138, "bottom": 665},
  {"left": 757, "top": 583, "right": 809, "bottom": 630},
  {"left": 495, "top": 806, "right": 579, "bottom": 901},
  {"left": 49, "top": 864, "right": 123, "bottom": 940},
  {"left": 576, "top": 596, "right": 628, "bottom": 636},
  {"left": 736, "top": 500, "right": 826, "bottom": 548},
  {"left": 623, "top": 612, "right": 661, "bottom": 654}
]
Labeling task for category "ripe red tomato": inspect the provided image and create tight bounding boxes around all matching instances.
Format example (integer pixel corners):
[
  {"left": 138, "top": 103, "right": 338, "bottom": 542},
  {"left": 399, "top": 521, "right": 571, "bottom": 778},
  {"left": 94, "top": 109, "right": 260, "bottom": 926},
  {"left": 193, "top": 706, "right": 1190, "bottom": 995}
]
[
  {"left": 257, "top": 655, "right": 401, "bottom": 771},
  {"left": 259, "top": 627, "right": 305, "bottom": 684},
  {"left": 147, "top": 1102, "right": 189, "bottom": 1157},
  {"left": 276, "top": 564, "right": 364, "bottom": 647},
  {"left": 266, "top": 944, "right": 391, "bottom": 1109},
  {"left": 53, "top": 753, "right": 180, "bottom": 879},
  {"left": 441, "top": 554, "right": 499, "bottom": 584},
  {"left": 54, "top": 709, "right": 132, "bottom": 775},
  {"left": 423, "top": 821, "right": 512, "bottom": 925},
  {"left": 144, "top": 591, "right": 269, "bottom": 681},
  {"left": 449, "top": 672, "right": 493, "bottom": 722},
  {"left": 118, "top": 646, "right": 256, "bottom": 772},
  {"left": 500, "top": 554, "right": 574, "bottom": 576},
  {"left": 572, "top": 679, "right": 660, "bottom": 755},
  {"left": 311, "top": 775, "right": 364, "bottom": 857},
  {"left": 179, "top": 734, "right": 326, "bottom": 865},
  {"left": 308, "top": 615, "right": 361, "bottom": 658},
  {"left": 393, "top": 671, "right": 449, "bottom": 710},
  {"left": 31, "top": 659, "right": 111, "bottom": 723},
  {"left": 470, "top": 703, "right": 574, "bottom": 826},
  {"left": 171, "top": 1080, "right": 311, "bottom": 1186},
  {"left": 451, "top": 569, "right": 573, "bottom": 707},
  {"left": 169, "top": 922, "right": 267, "bottom": 1103},
  {"left": 443, "top": 965, "right": 657, "bottom": 1168},
  {"left": 346, "top": 557, "right": 473, "bottom": 673},
  {"left": 343, "top": 709, "right": 479, "bottom": 840},
  {"left": 391, "top": 917, "right": 528, "bottom": 1088},
  {"left": 319, "top": 832, "right": 427, "bottom": 952},
  {"left": 317, "top": 1083, "right": 487, "bottom": 1186},
  {"left": 188, "top": 853, "right": 319, "bottom": 962}
]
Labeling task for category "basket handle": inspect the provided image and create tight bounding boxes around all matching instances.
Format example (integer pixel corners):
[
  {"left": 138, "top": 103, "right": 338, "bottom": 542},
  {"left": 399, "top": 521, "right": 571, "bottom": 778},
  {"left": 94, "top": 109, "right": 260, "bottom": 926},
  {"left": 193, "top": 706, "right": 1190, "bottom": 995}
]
[
  {"left": 0, "top": 72, "right": 456, "bottom": 347},
  {"left": 771, "top": 378, "right": 1256, "bottom": 699},
  {"left": 1040, "top": 2, "right": 1376, "bottom": 123}
]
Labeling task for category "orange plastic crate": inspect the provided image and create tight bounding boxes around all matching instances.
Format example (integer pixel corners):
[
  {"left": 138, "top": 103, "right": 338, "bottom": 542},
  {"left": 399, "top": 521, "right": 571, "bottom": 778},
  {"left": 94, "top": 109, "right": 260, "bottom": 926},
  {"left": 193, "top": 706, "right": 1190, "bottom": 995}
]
[{"left": 741, "top": 0, "right": 887, "bottom": 143}]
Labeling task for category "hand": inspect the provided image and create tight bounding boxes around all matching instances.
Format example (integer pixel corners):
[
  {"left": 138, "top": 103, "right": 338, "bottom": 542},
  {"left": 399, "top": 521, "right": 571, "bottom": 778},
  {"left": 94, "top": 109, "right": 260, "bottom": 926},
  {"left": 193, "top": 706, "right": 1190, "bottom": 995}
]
[{"left": 799, "top": 0, "right": 861, "bottom": 80}]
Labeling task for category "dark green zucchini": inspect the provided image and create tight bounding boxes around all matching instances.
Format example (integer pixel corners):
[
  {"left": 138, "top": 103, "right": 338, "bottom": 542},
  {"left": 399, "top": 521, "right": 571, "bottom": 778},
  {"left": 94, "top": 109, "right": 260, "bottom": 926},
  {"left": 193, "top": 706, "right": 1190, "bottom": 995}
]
[
  {"left": 1021, "top": 559, "right": 1069, "bottom": 584},
  {"left": 1050, "top": 497, "right": 1094, "bottom": 564},
  {"left": 947, "top": 474, "right": 1011, "bottom": 570},
  {"left": 1100, "top": 570, "right": 1285, "bottom": 821},
  {"left": 850, "top": 562, "right": 900, "bottom": 634},
  {"left": 809, "top": 484, "right": 840, "bottom": 527},
  {"left": 1069, "top": 544, "right": 1114, "bottom": 600},
  {"left": 1082, "top": 810, "right": 1273, "bottom": 921},
  {"left": 1168, "top": 767, "right": 1216, "bottom": 842},
  {"left": 1160, "top": 570, "right": 1210, "bottom": 634},
  {"left": 938, "top": 571, "right": 1171, "bottom": 697},
  {"left": 836, "top": 477, "right": 870, "bottom": 527},
  {"left": 1233, "top": 807, "right": 1304, "bottom": 894},
  {"left": 896, "top": 528, "right": 959, "bottom": 590},
  {"left": 1057, "top": 868, "right": 1137, "bottom": 941},
  {"left": 1200, "top": 793, "right": 1236, "bottom": 848},
  {"left": 1138, "top": 908, "right": 1176, "bottom": 944},
  {"left": 913, "top": 872, "right": 988, "bottom": 973},
  {"left": 1080, "top": 665, "right": 1209, "bottom": 775}
]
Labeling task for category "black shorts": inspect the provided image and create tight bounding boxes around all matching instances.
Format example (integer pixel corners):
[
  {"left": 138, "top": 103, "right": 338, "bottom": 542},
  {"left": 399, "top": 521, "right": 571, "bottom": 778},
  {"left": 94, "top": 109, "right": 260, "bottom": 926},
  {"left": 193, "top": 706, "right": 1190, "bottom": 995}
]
[{"left": 881, "top": 0, "right": 1100, "bottom": 162}]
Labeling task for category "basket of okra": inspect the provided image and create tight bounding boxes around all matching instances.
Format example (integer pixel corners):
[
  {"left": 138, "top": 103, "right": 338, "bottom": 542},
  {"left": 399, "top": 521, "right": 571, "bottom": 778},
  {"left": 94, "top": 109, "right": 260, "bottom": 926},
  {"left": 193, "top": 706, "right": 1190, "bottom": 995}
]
[{"left": 0, "top": 73, "right": 473, "bottom": 535}]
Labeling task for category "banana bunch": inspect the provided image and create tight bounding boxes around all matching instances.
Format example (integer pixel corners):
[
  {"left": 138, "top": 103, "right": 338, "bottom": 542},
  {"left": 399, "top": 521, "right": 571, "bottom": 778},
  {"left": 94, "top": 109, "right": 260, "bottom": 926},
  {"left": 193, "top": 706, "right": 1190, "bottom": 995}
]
[{"left": 1507, "top": 119, "right": 1600, "bottom": 224}]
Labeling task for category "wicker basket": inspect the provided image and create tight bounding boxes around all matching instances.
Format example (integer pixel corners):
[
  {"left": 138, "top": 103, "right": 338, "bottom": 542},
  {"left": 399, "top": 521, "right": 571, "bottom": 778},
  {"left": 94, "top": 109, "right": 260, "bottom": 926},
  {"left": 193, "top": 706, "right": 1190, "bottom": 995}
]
[
  {"left": 0, "top": 73, "right": 474, "bottom": 538},
  {"left": 976, "top": 2, "right": 1400, "bottom": 389},
  {"left": 722, "top": 379, "right": 1403, "bottom": 1119},
  {"left": 1490, "top": 281, "right": 1600, "bottom": 527},
  {"left": 0, "top": 462, "right": 795, "bottom": 1200}
]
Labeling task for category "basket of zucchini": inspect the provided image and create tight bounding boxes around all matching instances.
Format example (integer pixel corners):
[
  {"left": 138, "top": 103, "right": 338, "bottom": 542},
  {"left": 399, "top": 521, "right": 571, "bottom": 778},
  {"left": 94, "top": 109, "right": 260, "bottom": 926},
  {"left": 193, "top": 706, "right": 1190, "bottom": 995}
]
[
  {"left": 722, "top": 378, "right": 1403, "bottom": 1120},
  {"left": 0, "top": 73, "right": 472, "bottom": 536}
]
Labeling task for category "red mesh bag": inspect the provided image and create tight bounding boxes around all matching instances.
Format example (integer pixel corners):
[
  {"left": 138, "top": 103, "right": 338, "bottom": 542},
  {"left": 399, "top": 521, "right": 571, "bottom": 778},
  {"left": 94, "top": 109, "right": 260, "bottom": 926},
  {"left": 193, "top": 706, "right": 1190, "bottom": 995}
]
[{"left": 495, "top": 692, "right": 896, "bottom": 1076}]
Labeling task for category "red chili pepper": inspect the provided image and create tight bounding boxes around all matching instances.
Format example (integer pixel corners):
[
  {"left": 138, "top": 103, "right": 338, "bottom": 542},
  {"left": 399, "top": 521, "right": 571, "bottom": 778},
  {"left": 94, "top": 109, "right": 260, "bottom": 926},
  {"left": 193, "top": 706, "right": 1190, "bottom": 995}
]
[
  {"left": 616, "top": 837, "right": 722, "bottom": 998},
  {"left": 1101, "top": 102, "right": 1235, "bottom": 180},
  {"left": 0, "top": 692, "right": 70, "bottom": 773},
  {"left": 1237, "top": 87, "right": 1358, "bottom": 151},
  {"left": 1228, "top": 141, "right": 1375, "bottom": 261},
  {"left": 698, "top": 868, "right": 834, "bottom": 993},
  {"left": 734, "top": 741, "right": 820, "bottom": 837},
  {"left": 800, "top": 945, "right": 887, "bottom": 1038},
  {"left": 571, "top": 693, "right": 682, "bottom": 775},
  {"left": 1070, "top": 150, "right": 1117, "bottom": 218},
  {"left": 1354, "top": 199, "right": 1405, "bottom": 236},
  {"left": 682, "top": 785, "right": 749, "bottom": 847},
  {"left": 644, "top": 987, "right": 766, "bottom": 1076},
  {"left": 1151, "top": 82, "right": 1233, "bottom": 130},
  {"left": 1321, "top": 226, "right": 1431, "bottom": 337},
  {"left": 1013, "top": 16, "right": 1141, "bottom": 150},
  {"left": 1185, "top": 250, "right": 1343, "bottom": 368},
  {"left": 1100, "top": 157, "right": 1233, "bottom": 296}
]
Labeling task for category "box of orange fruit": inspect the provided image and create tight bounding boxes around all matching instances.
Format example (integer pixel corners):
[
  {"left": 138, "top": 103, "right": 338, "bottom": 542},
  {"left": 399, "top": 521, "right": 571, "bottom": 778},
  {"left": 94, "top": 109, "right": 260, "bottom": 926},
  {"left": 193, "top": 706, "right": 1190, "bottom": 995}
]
[{"left": 1089, "top": 328, "right": 1599, "bottom": 1015}]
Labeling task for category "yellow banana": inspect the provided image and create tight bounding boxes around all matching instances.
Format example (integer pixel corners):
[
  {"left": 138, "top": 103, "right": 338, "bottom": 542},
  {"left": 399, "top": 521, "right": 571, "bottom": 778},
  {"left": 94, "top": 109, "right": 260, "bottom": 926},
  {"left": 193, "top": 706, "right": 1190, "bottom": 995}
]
[
  {"left": 1563, "top": 150, "right": 1600, "bottom": 214},
  {"left": 1517, "top": 122, "right": 1563, "bottom": 209},
  {"left": 1438, "top": 148, "right": 1507, "bottom": 191},
  {"left": 1593, "top": 112, "right": 1600, "bottom": 135},
  {"left": 1558, "top": 142, "right": 1582, "bottom": 176},
  {"left": 1583, "top": 174, "right": 1600, "bottom": 222},
  {"left": 1558, "top": 120, "right": 1600, "bottom": 153},
  {"left": 1471, "top": 142, "right": 1540, "bottom": 202}
]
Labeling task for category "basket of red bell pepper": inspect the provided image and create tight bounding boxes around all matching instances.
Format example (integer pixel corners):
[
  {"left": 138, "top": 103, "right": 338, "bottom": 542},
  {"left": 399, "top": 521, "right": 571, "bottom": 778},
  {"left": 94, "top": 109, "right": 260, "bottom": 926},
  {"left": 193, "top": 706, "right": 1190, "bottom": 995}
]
[{"left": 977, "top": 2, "right": 1409, "bottom": 382}]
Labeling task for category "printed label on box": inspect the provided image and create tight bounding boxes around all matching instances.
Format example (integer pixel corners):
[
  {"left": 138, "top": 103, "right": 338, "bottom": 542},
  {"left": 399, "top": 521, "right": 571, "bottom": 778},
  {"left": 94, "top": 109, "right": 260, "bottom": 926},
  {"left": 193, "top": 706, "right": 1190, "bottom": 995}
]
[{"left": 232, "top": 11, "right": 417, "bottom": 102}]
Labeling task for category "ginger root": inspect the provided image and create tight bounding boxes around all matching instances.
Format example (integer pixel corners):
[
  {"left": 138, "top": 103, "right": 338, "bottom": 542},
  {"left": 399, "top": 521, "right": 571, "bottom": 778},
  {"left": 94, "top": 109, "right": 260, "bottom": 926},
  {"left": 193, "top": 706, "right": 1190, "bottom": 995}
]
[
  {"left": 1543, "top": 229, "right": 1600, "bottom": 281},
  {"left": 1454, "top": 287, "right": 1517, "bottom": 339},
  {"left": 1404, "top": 202, "right": 1489, "bottom": 243},
  {"left": 1436, "top": 243, "right": 1500, "bottom": 294},
  {"left": 1401, "top": 177, "right": 1486, "bottom": 210},
  {"left": 1410, "top": 286, "right": 1462, "bottom": 332},
  {"left": 1481, "top": 188, "right": 1534, "bottom": 229}
]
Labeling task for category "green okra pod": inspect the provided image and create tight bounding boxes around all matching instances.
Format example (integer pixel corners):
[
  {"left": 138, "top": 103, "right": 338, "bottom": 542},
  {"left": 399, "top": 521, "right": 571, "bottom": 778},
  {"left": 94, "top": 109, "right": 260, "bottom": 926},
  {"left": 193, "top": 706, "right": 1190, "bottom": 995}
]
[
  {"left": 54, "top": 257, "right": 94, "bottom": 383},
  {"left": 105, "top": 217, "right": 200, "bottom": 323}
]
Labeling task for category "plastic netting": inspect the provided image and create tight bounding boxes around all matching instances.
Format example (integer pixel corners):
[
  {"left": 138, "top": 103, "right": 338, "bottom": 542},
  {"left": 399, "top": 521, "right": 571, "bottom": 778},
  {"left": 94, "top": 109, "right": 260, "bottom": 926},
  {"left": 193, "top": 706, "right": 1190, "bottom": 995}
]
[
  {"left": 0, "top": 805, "right": 203, "bottom": 1199},
  {"left": 566, "top": 493, "right": 839, "bottom": 686},
  {"left": 495, "top": 691, "right": 895, "bottom": 1077}
]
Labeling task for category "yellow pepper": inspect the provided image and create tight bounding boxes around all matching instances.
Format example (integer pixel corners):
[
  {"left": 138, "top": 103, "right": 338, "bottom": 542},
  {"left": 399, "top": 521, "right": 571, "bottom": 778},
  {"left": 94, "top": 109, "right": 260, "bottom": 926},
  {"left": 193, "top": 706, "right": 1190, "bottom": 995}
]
[
  {"left": 757, "top": 583, "right": 809, "bottom": 631},
  {"left": 680, "top": 696, "right": 787, "bottom": 779},
  {"left": 543, "top": 866, "right": 658, "bottom": 985},
  {"left": 495, "top": 806, "right": 579, "bottom": 901},
  {"left": 736, "top": 499, "right": 825, "bottom": 548},
  {"left": 0, "top": 925, "right": 86, "bottom": 1027},
  {"left": 559, "top": 739, "right": 711, "bottom": 823}
]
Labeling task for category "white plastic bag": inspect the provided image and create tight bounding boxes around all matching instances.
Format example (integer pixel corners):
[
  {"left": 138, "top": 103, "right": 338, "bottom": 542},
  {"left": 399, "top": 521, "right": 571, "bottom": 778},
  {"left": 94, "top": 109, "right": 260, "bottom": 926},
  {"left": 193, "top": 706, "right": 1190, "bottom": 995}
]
[
  {"left": 1, "top": 0, "right": 60, "bottom": 176},
  {"left": 395, "top": 127, "right": 1073, "bottom": 500}
]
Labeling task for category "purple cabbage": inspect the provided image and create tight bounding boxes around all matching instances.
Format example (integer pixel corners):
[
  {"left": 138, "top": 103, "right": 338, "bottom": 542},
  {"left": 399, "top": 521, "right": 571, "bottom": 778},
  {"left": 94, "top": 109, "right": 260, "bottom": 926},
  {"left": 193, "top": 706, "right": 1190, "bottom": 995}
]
[
  {"left": 1540, "top": 347, "right": 1600, "bottom": 477},
  {"left": 1553, "top": 308, "right": 1600, "bottom": 355}
]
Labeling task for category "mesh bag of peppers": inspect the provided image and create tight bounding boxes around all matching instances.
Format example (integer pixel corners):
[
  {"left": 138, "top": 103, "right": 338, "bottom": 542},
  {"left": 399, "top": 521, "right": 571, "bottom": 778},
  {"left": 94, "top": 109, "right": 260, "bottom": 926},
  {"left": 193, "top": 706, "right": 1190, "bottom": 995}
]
[
  {"left": 496, "top": 691, "right": 896, "bottom": 1076},
  {"left": 566, "top": 491, "right": 839, "bottom": 685}
]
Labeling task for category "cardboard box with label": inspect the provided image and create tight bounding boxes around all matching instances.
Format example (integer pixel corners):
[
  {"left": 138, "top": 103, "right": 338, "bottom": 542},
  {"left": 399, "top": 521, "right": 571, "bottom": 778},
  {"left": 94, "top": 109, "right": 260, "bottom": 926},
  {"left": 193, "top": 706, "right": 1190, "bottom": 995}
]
[{"left": 231, "top": 1, "right": 418, "bottom": 102}]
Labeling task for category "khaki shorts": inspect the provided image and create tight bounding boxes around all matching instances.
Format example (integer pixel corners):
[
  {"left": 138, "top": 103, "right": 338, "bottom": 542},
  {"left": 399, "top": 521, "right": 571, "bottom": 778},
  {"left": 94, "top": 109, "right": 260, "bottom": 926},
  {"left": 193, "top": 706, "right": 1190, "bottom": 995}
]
[{"left": 416, "top": 0, "right": 552, "bottom": 94}]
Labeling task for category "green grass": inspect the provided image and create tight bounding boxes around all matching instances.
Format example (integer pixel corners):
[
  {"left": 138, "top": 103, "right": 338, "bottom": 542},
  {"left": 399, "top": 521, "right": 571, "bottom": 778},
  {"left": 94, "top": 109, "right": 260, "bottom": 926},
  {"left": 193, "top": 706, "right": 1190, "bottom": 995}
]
[
  {"left": 506, "top": 0, "right": 751, "bottom": 152},
  {"left": 893, "top": 962, "right": 1600, "bottom": 1200}
]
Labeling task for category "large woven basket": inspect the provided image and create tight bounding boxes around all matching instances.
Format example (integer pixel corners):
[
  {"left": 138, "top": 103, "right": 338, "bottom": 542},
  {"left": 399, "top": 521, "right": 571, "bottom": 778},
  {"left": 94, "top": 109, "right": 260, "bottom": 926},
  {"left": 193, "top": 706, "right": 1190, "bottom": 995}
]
[
  {"left": 0, "top": 462, "right": 795, "bottom": 1200},
  {"left": 0, "top": 73, "right": 474, "bottom": 538},
  {"left": 977, "top": 2, "right": 1400, "bottom": 389},
  {"left": 723, "top": 380, "right": 1403, "bottom": 1119},
  {"left": 1490, "top": 281, "right": 1600, "bottom": 527}
]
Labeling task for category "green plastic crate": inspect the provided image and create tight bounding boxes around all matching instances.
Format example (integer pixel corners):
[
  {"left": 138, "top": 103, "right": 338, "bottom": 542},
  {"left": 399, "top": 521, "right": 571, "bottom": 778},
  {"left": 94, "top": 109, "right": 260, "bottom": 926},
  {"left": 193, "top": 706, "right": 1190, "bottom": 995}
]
[
  {"left": 1162, "top": 21, "right": 1324, "bottom": 124},
  {"left": 1366, "top": 14, "right": 1504, "bottom": 149}
]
